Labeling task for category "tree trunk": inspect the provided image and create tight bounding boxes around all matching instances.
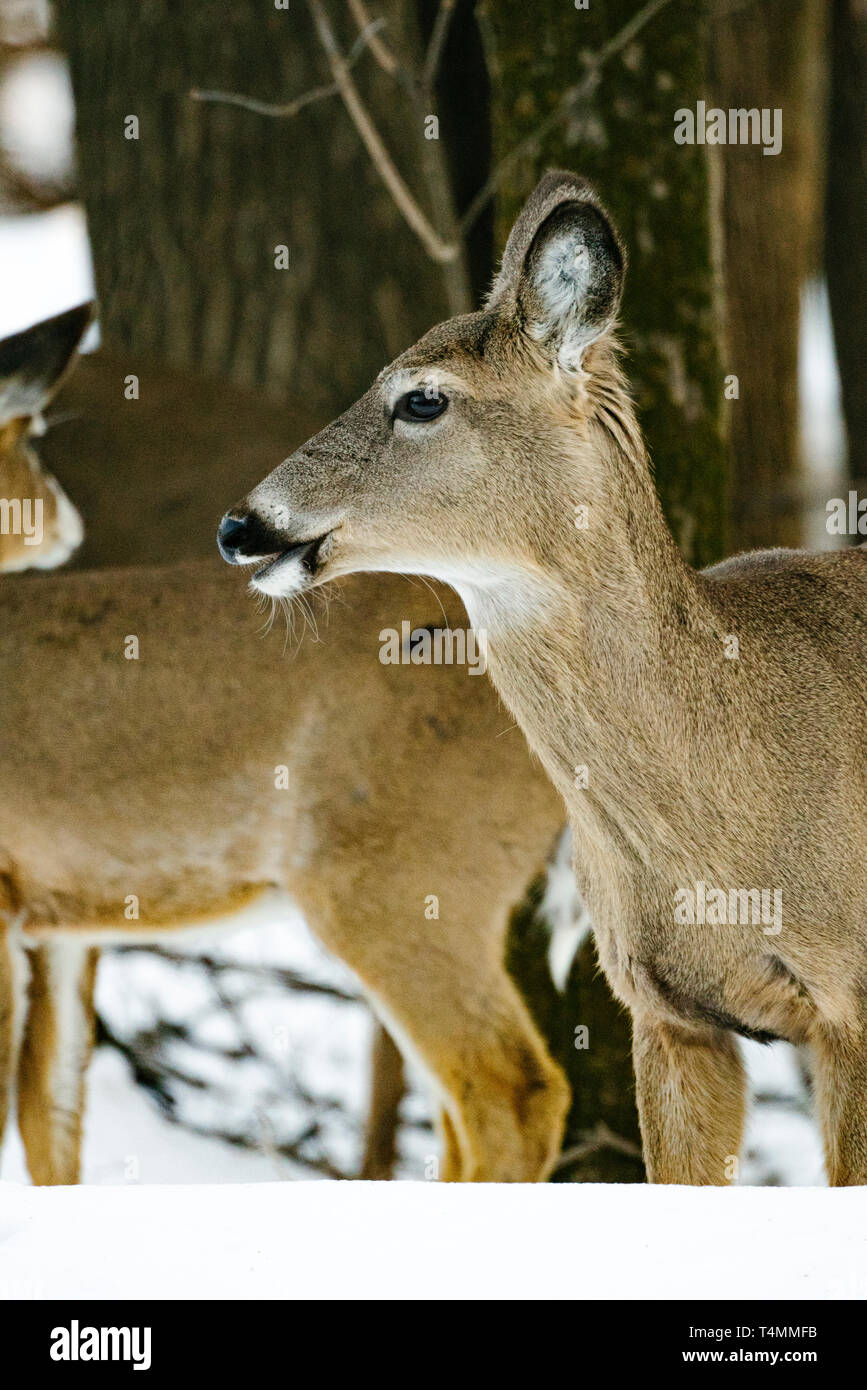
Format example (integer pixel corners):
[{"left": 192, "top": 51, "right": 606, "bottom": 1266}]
[
  {"left": 54, "top": 0, "right": 466, "bottom": 413},
  {"left": 486, "top": 0, "right": 729, "bottom": 1181},
  {"left": 709, "top": 0, "right": 827, "bottom": 549},
  {"left": 826, "top": 0, "right": 867, "bottom": 496}
]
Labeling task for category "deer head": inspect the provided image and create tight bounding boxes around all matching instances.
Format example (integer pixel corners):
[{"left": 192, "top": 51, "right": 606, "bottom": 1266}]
[
  {"left": 218, "top": 172, "right": 639, "bottom": 621},
  {"left": 0, "top": 304, "right": 93, "bottom": 573}
]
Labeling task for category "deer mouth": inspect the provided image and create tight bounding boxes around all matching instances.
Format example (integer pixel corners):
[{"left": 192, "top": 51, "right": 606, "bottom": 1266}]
[{"left": 251, "top": 531, "right": 332, "bottom": 594}]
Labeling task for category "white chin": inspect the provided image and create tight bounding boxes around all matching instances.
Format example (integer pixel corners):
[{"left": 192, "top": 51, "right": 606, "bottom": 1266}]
[{"left": 249, "top": 551, "right": 311, "bottom": 597}]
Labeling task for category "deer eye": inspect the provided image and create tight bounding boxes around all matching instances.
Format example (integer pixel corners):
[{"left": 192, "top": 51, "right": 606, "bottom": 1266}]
[{"left": 394, "top": 389, "right": 449, "bottom": 423}]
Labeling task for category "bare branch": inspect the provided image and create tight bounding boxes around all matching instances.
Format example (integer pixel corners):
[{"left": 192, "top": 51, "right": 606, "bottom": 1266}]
[
  {"left": 304, "top": 0, "right": 460, "bottom": 264},
  {"left": 553, "top": 1122, "right": 644, "bottom": 1173},
  {"left": 189, "top": 16, "right": 385, "bottom": 121},
  {"left": 112, "top": 944, "right": 362, "bottom": 1003},
  {"left": 347, "top": 0, "right": 398, "bottom": 75},
  {"left": 460, "top": 0, "right": 677, "bottom": 236},
  {"left": 422, "top": 0, "right": 458, "bottom": 96},
  {"left": 190, "top": 83, "right": 339, "bottom": 121}
]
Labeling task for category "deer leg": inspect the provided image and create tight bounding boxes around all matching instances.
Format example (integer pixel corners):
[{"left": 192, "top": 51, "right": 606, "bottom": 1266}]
[
  {"left": 359, "top": 1019, "right": 405, "bottom": 1180},
  {"left": 18, "top": 940, "right": 98, "bottom": 1186},
  {"left": 436, "top": 1107, "right": 464, "bottom": 1182},
  {"left": 0, "top": 927, "right": 14, "bottom": 1151},
  {"left": 810, "top": 1025, "right": 867, "bottom": 1186},
  {"left": 297, "top": 835, "right": 570, "bottom": 1184},
  {"left": 309, "top": 901, "right": 568, "bottom": 1180},
  {"left": 632, "top": 1013, "right": 746, "bottom": 1184},
  {"left": 370, "top": 968, "right": 569, "bottom": 1184}
]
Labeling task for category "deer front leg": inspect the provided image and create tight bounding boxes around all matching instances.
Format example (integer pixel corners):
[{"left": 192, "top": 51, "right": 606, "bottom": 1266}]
[
  {"left": 810, "top": 1025, "right": 867, "bottom": 1186},
  {"left": 0, "top": 927, "right": 15, "bottom": 1151},
  {"left": 18, "top": 940, "right": 98, "bottom": 1186},
  {"left": 632, "top": 1013, "right": 746, "bottom": 1184}
]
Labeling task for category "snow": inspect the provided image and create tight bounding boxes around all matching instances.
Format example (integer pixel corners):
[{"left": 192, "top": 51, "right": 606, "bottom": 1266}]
[
  {"left": 0, "top": 205, "right": 95, "bottom": 341},
  {"left": 0, "top": 911, "right": 825, "bottom": 1190},
  {"left": 1, "top": 1180, "right": 864, "bottom": 1301},
  {"left": 1, "top": 914, "right": 437, "bottom": 1188}
]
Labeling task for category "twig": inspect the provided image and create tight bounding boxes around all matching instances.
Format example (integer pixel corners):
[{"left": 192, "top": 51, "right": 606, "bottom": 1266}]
[
  {"left": 347, "top": 0, "right": 398, "bottom": 74},
  {"left": 304, "top": 0, "right": 460, "bottom": 264},
  {"left": 189, "top": 16, "right": 385, "bottom": 120},
  {"left": 422, "top": 0, "right": 457, "bottom": 96},
  {"left": 111, "top": 944, "right": 362, "bottom": 1003},
  {"left": 460, "top": 0, "right": 677, "bottom": 236},
  {"left": 553, "top": 1121, "right": 644, "bottom": 1172}
]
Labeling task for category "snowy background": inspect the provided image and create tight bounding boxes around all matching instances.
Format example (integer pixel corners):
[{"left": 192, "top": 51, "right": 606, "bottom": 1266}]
[{"left": 0, "top": 18, "right": 844, "bottom": 1192}]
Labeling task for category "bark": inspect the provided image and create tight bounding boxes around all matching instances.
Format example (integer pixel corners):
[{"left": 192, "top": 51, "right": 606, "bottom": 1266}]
[
  {"left": 709, "top": 0, "right": 827, "bottom": 548},
  {"left": 53, "top": 0, "right": 467, "bottom": 413},
  {"left": 826, "top": 0, "right": 867, "bottom": 494},
  {"left": 506, "top": 878, "right": 644, "bottom": 1184},
  {"left": 487, "top": 0, "right": 729, "bottom": 1180}
]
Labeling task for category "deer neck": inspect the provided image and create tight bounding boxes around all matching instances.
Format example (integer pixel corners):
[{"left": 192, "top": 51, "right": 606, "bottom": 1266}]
[{"left": 455, "top": 407, "right": 722, "bottom": 878}]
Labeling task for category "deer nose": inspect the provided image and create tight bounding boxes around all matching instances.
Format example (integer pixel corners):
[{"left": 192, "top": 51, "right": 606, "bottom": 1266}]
[{"left": 217, "top": 513, "right": 253, "bottom": 564}]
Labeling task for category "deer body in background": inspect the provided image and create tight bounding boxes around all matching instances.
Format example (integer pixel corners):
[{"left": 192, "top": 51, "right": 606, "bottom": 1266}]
[
  {"left": 0, "top": 562, "right": 569, "bottom": 1185},
  {"left": 223, "top": 171, "right": 867, "bottom": 1187},
  {"left": 0, "top": 311, "right": 571, "bottom": 1186}
]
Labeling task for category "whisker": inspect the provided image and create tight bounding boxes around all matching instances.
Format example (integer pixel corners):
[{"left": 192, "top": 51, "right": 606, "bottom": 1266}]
[{"left": 404, "top": 573, "right": 449, "bottom": 627}]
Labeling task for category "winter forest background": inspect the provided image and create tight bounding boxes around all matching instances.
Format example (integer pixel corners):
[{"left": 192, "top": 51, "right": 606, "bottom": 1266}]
[{"left": 0, "top": 0, "right": 863, "bottom": 1188}]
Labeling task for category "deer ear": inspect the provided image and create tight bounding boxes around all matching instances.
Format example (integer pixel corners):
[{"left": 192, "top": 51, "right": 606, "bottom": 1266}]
[
  {"left": 0, "top": 302, "right": 95, "bottom": 426},
  {"left": 489, "top": 172, "right": 624, "bottom": 371}
]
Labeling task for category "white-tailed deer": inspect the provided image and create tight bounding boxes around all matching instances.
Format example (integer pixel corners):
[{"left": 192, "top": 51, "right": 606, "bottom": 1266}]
[
  {"left": 0, "top": 565, "right": 569, "bottom": 1185},
  {"left": 0, "top": 307, "right": 89, "bottom": 574},
  {"left": 0, "top": 307, "right": 571, "bottom": 1185},
  {"left": 222, "top": 170, "right": 867, "bottom": 1188}
]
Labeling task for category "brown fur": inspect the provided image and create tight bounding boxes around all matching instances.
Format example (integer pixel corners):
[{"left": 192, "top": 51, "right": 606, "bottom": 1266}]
[
  {"left": 227, "top": 171, "right": 867, "bottom": 1186},
  {"left": 16, "top": 944, "right": 98, "bottom": 1186},
  {"left": 0, "top": 561, "right": 569, "bottom": 1183}
]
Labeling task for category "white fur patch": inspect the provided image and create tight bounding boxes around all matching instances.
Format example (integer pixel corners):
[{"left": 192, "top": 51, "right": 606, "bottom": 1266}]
[
  {"left": 44, "top": 938, "right": 93, "bottom": 1174},
  {"left": 542, "top": 829, "right": 592, "bottom": 990},
  {"left": 4, "top": 476, "right": 84, "bottom": 573},
  {"left": 530, "top": 232, "right": 598, "bottom": 372},
  {"left": 250, "top": 551, "right": 310, "bottom": 598},
  {"left": 3, "top": 917, "right": 31, "bottom": 1134}
]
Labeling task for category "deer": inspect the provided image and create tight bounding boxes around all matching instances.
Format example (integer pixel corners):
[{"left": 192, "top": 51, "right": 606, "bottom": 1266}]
[
  {"left": 219, "top": 169, "right": 867, "bottom": 1188},
  {"left": 0, "top": 306, "right": 89, "bottom": 574},
  {"left": 0, "top": 310, "right": 573, "bottom": 1188}
]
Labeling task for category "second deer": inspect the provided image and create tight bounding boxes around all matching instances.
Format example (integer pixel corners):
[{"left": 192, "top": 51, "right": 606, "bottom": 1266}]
[{"left": 0, "top": 309, "right": 571, "bottom": 1187}]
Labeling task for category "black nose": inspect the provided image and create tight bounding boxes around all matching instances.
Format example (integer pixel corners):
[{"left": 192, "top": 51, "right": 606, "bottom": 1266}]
[{"left": 217, "top": 513, "right": 252, "bottom": 564}]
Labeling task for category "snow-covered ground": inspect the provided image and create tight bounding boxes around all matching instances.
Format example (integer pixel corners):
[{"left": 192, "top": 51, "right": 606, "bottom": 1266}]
[
  {"left": 0, "top": 915, "right": 436, "bottom": 1187},
  {"left": 0, "top": 915, "right": 826, "bottom": 1190},
  {"left": 2, "top": 1180, "right": 865, "bottom": 1300}
]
